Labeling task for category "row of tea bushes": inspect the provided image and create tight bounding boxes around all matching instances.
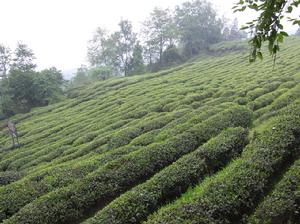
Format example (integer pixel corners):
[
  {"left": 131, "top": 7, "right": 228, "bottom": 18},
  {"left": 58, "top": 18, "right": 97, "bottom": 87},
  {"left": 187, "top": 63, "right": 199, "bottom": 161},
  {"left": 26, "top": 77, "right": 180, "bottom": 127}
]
[
  {"left": 248, "top": 157, "right": 300, "bottom": 224},
  {"left": 85, "top": 127, "right": 248, "bottom": 224},
  {"left": 3, "top": 106, "right": 252, "bottom": 223},
  {"left": 145, "top": 102, "right": 300, "bottom": 224}
]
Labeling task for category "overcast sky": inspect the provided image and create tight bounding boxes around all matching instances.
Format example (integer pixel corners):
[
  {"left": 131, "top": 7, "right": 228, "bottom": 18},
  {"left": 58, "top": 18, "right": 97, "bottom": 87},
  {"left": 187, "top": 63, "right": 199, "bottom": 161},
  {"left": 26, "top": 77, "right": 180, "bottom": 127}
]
[{"left": 0, "top": 0, "right": 299, "bottom": 75}]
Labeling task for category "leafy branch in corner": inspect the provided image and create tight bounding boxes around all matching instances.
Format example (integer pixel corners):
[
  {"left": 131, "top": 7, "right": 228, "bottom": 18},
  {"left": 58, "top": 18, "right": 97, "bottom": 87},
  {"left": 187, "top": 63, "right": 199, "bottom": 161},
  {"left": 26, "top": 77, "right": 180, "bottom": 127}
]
[{"left": 233, "top": 0, "right": 300, "bottom": 63}]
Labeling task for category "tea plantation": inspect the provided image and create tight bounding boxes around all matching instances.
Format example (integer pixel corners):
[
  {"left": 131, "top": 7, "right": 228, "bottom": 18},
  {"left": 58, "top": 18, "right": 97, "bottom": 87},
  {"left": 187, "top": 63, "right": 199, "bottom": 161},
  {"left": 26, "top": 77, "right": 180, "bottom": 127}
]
[{"left": 0, "top": 37, "right": 300, "bottom": 224}]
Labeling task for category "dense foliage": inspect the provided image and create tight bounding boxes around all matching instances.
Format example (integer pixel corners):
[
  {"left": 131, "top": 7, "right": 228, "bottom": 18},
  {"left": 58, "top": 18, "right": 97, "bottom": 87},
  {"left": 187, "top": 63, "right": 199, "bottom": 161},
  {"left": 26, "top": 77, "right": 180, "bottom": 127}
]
[
  {"left": 72, "top": 0, "right": 248, "bottom": 87},
  {"left": 0, "top": 43, "right": 65, "bottom": 117},
  {"left": 0, "top": 37, "right": 299, "bottom": 223},
  {"left": 146, "top": 102, "right": 300, "bottom": 223}
]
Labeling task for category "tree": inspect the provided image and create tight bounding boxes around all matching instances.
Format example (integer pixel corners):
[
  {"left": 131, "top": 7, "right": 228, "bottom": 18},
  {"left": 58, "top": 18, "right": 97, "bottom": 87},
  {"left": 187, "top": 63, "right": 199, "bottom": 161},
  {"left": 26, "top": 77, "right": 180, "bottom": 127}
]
[
  {"left": 234, "top": 0, "right": 300, "bottom": 62},
  {"left": 71, "top": 65, "right": 89, "bottom": 87},
  {"left": 33, "top": 67, "right": 64, "bottom": 105},
  {"left": 88, "top": 66, "right": 114, "bottom": 81},
  {"left": 0, "top": 44, "right": 65, "bottom": 117},
  {"left": 11, "top": 42, "right": 36, "bottom": 72},
  {"left": 223, "top": 27, "right": 231, "bottom": 41},
  {"left": 161, "top": 45, "right": 183, "bottom": 67},
  {"left": 142, "top": 8, "right": 178, "bottom": 65},
  {"left": 1, "top": 43, "right": 37, "bottom": 114},
  {"left": 128, "top": 42, "right": 145, "bottom": 76},
  {"left": 4, "top": 67, "right": 64, "bottom": 113},
  {"left": 175, "top": 0, "right": 224, "bottom": 58},
  {"left": 115, "top": 20, "right": 137, "bottom": 76},
  {"left": 87, "top": 28, "right": 108, "bottom": 66},
  {"left": 7, "top": 69, "right": 36, "bottom": 113},
  {"left": 87, "top": 20, "right": 137, "bottom": 76},
  {"left": 0, "top": 78, "right": 14, "bottom": 116},
  {"left": 87, "top": 28, "right": 119, "bottom": 72},
  {"left": 0, "top": 44, "right": 11, "bottom": 79},
  {"left": 228, "top": 18, "right": 247, "bottom": 40}
]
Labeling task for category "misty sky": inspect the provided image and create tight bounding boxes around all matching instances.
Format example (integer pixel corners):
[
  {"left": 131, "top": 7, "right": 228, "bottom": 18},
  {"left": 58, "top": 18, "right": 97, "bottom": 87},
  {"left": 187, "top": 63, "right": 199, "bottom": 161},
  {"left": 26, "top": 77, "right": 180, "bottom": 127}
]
[{"left": 0, "top": 0, "right": 299, "bottom": 74}]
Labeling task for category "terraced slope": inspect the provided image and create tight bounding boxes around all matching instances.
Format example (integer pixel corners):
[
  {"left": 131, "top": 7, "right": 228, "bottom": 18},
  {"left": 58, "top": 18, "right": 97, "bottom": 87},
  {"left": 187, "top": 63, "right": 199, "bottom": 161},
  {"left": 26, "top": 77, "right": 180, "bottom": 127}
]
[{"left": 0, "top": 37, "right": 300, "bottom": 224}]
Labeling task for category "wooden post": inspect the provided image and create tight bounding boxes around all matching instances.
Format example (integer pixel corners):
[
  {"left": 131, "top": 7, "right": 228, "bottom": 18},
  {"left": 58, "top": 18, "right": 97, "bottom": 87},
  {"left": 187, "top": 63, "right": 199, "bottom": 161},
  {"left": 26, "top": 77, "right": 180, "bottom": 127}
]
[{"left": 7, "top": 120, "right": 19, "bottom": 148}]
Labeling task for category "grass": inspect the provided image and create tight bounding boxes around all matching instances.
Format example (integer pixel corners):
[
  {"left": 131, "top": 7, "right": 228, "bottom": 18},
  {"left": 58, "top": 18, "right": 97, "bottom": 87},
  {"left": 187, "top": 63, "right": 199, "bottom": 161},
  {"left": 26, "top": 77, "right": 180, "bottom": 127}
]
[{"left": 0, "top": 37, "right": 300, "bottom": 224}]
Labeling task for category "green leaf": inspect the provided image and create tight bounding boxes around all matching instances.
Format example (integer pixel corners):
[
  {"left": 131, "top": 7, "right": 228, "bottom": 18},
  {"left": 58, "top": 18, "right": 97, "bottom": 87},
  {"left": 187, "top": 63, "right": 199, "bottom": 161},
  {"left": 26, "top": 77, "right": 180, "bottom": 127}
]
[
  {"left": 277, "top": 34, "right": 284, "bottom": 43},
  {"left": 241, "top": 6, "right": 247, "bottom": 11},
  {"left": 280, "top": 31, "right": 289, "bottom": 37}
]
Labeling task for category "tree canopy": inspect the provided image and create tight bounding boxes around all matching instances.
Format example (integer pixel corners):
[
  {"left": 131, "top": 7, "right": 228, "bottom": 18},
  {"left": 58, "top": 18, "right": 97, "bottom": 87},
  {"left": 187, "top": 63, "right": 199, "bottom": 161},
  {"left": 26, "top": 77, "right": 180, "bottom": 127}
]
[
  {"left": 86, "top": 0, "right": 233, "bottom": 76},
  {"left": 0, "top": 43, "right": 65, "bottom": 117}
]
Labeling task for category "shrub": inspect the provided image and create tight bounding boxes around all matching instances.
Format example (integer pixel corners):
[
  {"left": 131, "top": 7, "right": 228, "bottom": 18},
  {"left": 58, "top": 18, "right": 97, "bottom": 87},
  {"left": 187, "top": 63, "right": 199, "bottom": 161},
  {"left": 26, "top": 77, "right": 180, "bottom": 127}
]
[
  {"left": 107, "top": 112, "right": 182, "bottom": 149},
  {"left": 248, "top": 88, "right": 286, "bottom": 111},
  {"left": 85, "top": 127, "right": 248, "bottom": 224},
  {"left": 0, "top": 144, "right": 143, "bottom": 222},
  {"left": 248, "top": 158, "right": 300, "bottom": 224},
  {"left": 3, "top": 106, "right": 252, "bottom": 224},
  {"left": 254, "top": 84, "right": 300, "bottom": 125},
  {"left": 145, "top": 102, "right": 300, "bottom": 224}
]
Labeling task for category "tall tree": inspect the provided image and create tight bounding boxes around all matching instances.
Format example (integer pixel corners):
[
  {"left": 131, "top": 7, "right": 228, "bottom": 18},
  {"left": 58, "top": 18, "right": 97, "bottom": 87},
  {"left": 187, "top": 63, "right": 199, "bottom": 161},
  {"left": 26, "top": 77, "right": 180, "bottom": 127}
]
[
  {"left": 87, "top": 28, "right": 118, "bottom": 71},
  {"left": 0, "top": 44, "right": 11, "bottom": 79},
  {"left": 142, "top": 7, "right": 178, "bottom": 65},
  {"left": 115, "top": 19, "right": 137, "bottom": 76},
  {"left": 0, "top": 44, "right": 65, "bottom": 116},
  {"left": 32, "top": 67, "right": 64, "bottom": 105},
  {"left": 7, "top": 69, "right": 36, "bottom": 113},
  {"left": 228, "top": 18, "right": 247, "bottom": 40},
  {"left": 128, "top": 42, "right": 145, "bottom": 76},
  {"left": 87, "top": 28, "right": 109, "bottom": 66},
  {"left": 175, "top": 0, "right": 223, "bottom": 57},
  {"left": 10, "top": 42, "right": 36, "bottom": 72},
  {"left": 87, "top": 20, "right": 137, "bottom": 76}
]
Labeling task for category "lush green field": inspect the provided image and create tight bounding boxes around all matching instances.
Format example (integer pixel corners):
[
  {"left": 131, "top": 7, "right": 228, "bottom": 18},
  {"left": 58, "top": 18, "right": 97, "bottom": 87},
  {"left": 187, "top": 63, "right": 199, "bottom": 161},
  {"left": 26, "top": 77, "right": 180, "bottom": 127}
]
[{"left": 0, "top": 37, "right": 300, "bottom": 224}]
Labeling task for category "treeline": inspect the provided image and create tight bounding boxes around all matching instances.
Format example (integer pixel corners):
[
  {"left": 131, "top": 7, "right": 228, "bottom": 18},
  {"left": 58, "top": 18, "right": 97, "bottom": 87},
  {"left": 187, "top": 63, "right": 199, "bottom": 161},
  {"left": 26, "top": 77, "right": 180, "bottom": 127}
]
[
  {"left": 0, "top": 0, "right": 249, "bottom": 117},
  {"left": 0, "top": 43, "right": 65, "bottom": 118},
  {"left": 70, "top": 0, "right": 247, "bottom": 87}
]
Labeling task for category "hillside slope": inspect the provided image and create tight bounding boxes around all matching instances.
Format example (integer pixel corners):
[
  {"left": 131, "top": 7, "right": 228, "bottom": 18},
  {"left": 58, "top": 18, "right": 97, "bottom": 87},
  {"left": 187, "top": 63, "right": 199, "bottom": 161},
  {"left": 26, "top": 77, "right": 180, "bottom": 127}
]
[{"left": 0, "top": 37, "right": 300, "bottom": 224}]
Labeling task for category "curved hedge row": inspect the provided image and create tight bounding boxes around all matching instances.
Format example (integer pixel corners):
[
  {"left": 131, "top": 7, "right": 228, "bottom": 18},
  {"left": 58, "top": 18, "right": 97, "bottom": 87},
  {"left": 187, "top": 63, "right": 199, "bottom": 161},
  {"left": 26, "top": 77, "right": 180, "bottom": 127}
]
[
  {"left": 3, "top": 105, "right": 252, "bottom": 224},
  {"left": 84, "top": 127, "right": 249, "bottom": 224},
  {"left": 248, "top": 157, "right": 300, "bottom": 224},
  {"left": 0, "top": 106, "right": 224, "bottom": 219},
  {"left": 253, "top": 83, "right": 300, "bottom": 126},
  {"left": 0, "top": 143, "right": 154, "bottom": 220},
  {"left": 0, "top": 38, "right": 299, "bottom": 224},
  {"left": 145, "top": 102, "right": 300, "bottom": 224}
]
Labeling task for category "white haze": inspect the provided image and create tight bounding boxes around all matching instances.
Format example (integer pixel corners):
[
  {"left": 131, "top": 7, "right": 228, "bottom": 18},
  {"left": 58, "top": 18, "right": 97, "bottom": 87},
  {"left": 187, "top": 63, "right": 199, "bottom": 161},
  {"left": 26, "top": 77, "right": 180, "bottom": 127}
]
[{"left": 0, "top": 0, "right": 299, "bottom": 78}]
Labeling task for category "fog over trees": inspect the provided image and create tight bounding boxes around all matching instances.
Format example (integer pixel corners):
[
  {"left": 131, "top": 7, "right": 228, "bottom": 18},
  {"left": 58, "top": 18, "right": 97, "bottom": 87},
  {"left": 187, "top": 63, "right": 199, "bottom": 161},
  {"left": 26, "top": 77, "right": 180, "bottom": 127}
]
[
  {"left": 71, "top": 0, "right": 247, "bottom": 87},
  {"left": 4, "top": 0, "right": 297, "bottom": 117}
]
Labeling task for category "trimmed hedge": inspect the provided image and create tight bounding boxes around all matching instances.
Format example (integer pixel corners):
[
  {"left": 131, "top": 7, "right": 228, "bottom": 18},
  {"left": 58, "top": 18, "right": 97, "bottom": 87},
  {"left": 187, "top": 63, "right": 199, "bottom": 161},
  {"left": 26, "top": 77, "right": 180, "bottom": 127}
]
[
  {"left": 84, "top": 127, "right": 248, "bottom": 224},
  {"left": 3, "top": 105, "right": 252, "bottom": 224},
  {"left": 145, "top": 102, "right": 300, "bottom": 224},
  {"left": 248, "top": 158, "right": 300, "bottom": 224},
  {"left": 248, "top": 88, "right": 286, "bottom": 111},
  {"left": 253, "top": 83, "right": 300, "bottom": 125},
  {"left": 0, "top": 108, "right": 212, "bottom": 219},
  {"left": 0, "top": 37, "right": 299, "bottom": 224},
  {"left": 0, "top": 144, "right": 142, "bottom": 222}
]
